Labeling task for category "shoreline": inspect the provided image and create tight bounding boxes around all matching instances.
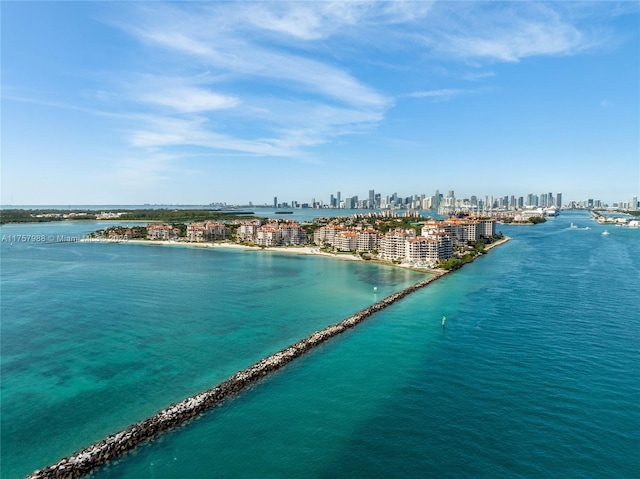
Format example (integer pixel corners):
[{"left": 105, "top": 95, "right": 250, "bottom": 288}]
[
  {"left": 85, "top": 236, "right": 510, "bottom": 273},
  {"left": 90, "top": 239, "right": 365, "bottom": 261},
  {"left": 27, "top": 237, "right": 510, "bottom": 478},
  {"left": 483, "top": 235, "right": 511, "bottom": 251},
  {"left": 177, "top": 241, "right": 364, "bottom": 261}
]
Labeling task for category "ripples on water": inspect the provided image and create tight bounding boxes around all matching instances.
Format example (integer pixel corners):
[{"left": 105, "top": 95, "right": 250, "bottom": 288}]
[{"left": 1, "top": 212, "right": 638, "bottom": 478}]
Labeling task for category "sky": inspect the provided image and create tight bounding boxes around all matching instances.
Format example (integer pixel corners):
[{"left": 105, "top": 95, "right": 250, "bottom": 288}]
[{"left": 2, "top": 1, "right": 639, "bottom": 206}]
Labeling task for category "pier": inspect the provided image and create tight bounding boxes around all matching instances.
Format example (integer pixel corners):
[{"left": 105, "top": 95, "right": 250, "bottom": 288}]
[{"left": 27, "top": 271, "right": 449, "bottom": 478}]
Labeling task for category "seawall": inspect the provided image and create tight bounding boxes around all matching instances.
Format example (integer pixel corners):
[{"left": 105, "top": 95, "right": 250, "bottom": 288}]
[{"left": 27, "top": 271, "right": 450, "bottom": 479}]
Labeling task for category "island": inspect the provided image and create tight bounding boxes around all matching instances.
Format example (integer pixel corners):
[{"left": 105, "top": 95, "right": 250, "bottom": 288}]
[
  {"left": 590, "top": 209, "right": 640, "bottom": 228},
  {"left": 89, "top": 211, "right": 507, "bottom": 271}
]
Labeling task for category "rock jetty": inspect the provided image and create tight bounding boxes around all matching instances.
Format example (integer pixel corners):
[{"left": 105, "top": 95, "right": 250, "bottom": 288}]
[{"left": 27, "top": 271, "right": 448, "bottom": 479}]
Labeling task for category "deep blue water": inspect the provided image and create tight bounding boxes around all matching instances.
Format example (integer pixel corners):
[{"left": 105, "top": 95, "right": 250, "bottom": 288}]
[{"left": 1, "top": 211, "right": 638, "bottom": 478}]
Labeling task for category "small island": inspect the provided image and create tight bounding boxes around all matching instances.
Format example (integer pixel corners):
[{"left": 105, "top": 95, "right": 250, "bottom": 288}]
[
  {"left": 590, "top": 209, "right": 640, "bottom": 228},
  {"left": 89, "top": 211, "right": 507, "bottom": 271}
]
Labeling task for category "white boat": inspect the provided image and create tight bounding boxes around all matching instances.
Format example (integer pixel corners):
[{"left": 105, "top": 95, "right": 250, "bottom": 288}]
[
  {"left": 602, "top": 230, "right": 610, "bottom": 235},
  {"left": 570, "top": 223, "right": 578, "bottom": 229}
]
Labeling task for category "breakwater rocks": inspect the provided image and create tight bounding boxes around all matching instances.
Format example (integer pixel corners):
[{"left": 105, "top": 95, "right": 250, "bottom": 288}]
[{"left": 27, "top": 271, "right": 449, "bottom": 479}]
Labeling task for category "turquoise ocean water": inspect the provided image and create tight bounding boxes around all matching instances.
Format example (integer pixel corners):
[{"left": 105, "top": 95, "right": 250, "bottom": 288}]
[{"left": 1, "top": 211, "right": 638, "bottom": 478}]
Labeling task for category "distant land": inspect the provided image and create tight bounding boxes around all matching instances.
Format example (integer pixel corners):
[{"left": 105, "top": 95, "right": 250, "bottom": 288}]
[{"left": 0, "top": 209, "right": 255, "bottom": 225}]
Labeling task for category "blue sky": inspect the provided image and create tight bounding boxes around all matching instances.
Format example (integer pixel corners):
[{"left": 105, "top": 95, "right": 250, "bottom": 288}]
[{"left": 2, "top": 1, "right": 638, "bottom": 206}]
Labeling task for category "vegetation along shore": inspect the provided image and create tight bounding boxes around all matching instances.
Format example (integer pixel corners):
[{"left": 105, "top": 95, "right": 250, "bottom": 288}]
[{"left": 84, "top": 210, "right": 508, "bottom": 271}]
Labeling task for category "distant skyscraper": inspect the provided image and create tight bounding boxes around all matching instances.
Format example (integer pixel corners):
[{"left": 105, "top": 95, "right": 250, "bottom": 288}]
[
  {"left": 540, "top": 193, "right": 548, "bottom": 207},
  {"left": 337, "top": 191, "right": 341, "bottom": 208},
  {"left": 273, "top": 196, "right": 278, "bottom": 208},
  {"left": 369, "top": 189, "right": 375, "bottom": 209},
  {"left": 556, "top": 193, "right": 562, "bottom": 208}
]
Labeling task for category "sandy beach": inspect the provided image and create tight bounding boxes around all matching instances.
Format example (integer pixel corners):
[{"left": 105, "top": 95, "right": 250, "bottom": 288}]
[
  {"left": 86, "top": 236, "right": 510, "bottom": 271},
  {"left": 204, "top": 242, "right": 365, "bottom": 261},
  {"left": 101, "top": 239, "right": 365, "bottom": 262}
]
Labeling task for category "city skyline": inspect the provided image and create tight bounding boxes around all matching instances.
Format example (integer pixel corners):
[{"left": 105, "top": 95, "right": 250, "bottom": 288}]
[
  {"left": 2, "top": 2, "right": 639, "bottom": 205},
  {"left": 262, "top": 188, "right": 635, "bottom": 210}
]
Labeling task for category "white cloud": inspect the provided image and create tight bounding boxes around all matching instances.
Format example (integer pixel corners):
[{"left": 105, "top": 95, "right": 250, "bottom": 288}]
[
  {"left": 127, "top": 114, "right": 310, "bottom": 157},
  {"left": 421, "top": 3, "right": 598, "bottom": 62},
  {"left": 124, "top": 92, "right": 384, "bottom": 157},
  {"left": 241, "top": 1, "right": 435, "bottom": 40},
  {"left": 140, "top": 87, "right": 239, "bottom": 113},
  {"left": 463, "top": 70, "right": 496, "bottom": 81},
  {"left": 105, "top": 2, "right": 400, "bottom": 161},
  {"left": 100, "top": 0, "right": 612, "bottom": 169},
  {"left": 406, "top": 89, "right": 465, "bottom": 101},
  {"left": 445, "top": 22, "right": 584, "bottom": 62},
  {"left": 128, "top": 26, "right": 389, "bottom": 110}
]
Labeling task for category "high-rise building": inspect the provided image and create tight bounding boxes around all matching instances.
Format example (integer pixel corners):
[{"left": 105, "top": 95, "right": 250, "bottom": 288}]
[
  {"left": 337, "top": 191, "right": 341, "bottom": 208},
  {"left": 484, "top": 195, "right": 492, "bottom": 209},
  {"left": 540, "top": 193, "right": 548, "bottom": 207},
  {"left": 369, "top": 190, "right": 375, "bottom": 209},
  {"left": 273, "top": 197, "right": 278, "bottom": 208},
  {"left": 556, "top": 193, "right": 562, "bottom": 208}
]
